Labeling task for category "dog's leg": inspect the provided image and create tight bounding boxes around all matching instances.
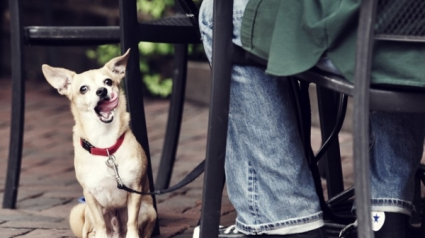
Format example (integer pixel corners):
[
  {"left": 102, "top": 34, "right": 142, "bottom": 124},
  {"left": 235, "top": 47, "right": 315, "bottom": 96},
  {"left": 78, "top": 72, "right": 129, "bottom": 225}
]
[
  {"left": 138, "top": 197, "right": 157, "bottom": 238},
  {"left": 84, "top": 191, "right": 108, "bottom": 238},
  {"left": 125, "top": 186, "right": 143, "bottom": 238},
  {"left": 82, "top": 219, "right": 91, "bottom": 238},
  {"left": 82, "top": 206, "right": 95, "bottom": 238},
  {"left": 88, "top": 231, "right": 96, "bottom": 238}
]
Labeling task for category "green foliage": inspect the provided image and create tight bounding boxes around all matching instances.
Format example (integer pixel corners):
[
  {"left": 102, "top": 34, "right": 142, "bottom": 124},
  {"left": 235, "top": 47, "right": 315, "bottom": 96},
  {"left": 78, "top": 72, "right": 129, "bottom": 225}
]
[
  {"left": 137, "top": 0, "right": 174, "bottom": 18},
  {"left": 87, "top": 45, "right": 121, "bottom": 66},
  {"left": 143, "top": 74, "right": 173, "bottom": 97},
  {"left": 87, "top": 0, "right": 205, "bottom": 97}
]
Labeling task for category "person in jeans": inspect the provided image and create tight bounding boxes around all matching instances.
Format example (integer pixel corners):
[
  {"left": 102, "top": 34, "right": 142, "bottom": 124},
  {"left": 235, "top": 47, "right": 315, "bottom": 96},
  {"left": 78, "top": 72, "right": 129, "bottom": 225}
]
[{"left": 197, "top": 0, "right": 425, "bottom": 237}]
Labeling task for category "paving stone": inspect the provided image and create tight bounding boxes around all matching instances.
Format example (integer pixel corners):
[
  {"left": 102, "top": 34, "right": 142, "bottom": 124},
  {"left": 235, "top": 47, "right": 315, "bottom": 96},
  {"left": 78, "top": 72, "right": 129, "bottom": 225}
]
[
  {"left": 181, "top": 189, "right": 203, "bottom": 200},
  {"left": 0, "top": 228, "right": 33, "bottom": 238},
  {"left": 219, "top": 210, "right": 237, "bottom": 227},
  {"left": 0, "top": 209, "right": 32, "bottom": 221},
  {"left": 182, "top": 204, "right": 202, "bottom": 217},
  {"left": 157, "top": 224, "right": 191, "bottom": 238},
  {"left": 155, "top": 212, "right": 198, "bottom": 238},
  {"left": 38, "top": 202, "right": 75, "bottom": 219},
  {"left": 157, "top": 211, "right": 197, "bottom": 224},
  {"left": 16, "top": 228, "right": 74, "bottom": 238},
  {"left": 158, "top": 194, "right": 200, "bottom": 214},
  {"left": 43, "top": 186, "right": 82, "bottom": 198},
  {"left": 0, "top": 209, "right": 66, "bottom": 230},
  {"left": 1, "top": 219, "right": 68, "bottom": 230},
  {"left": 14, "top": 184, "right": 76, "bottom": 200},
  {"left": 17, "top": 197, "right": 70, "bottom": 212}
]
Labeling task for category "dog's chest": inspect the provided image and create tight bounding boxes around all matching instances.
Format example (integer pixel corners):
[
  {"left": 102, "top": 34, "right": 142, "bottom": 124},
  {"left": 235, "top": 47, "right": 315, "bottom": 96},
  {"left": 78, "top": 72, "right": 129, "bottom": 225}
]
[{"left": 79, "top": 155, "right": 138, "bottom": 208}]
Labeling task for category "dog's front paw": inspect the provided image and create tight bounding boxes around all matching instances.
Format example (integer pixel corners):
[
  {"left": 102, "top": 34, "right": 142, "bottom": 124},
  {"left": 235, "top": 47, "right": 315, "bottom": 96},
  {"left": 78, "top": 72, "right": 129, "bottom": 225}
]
[{"left": 125, "top": 229, "right": 140, "bottom": 238}]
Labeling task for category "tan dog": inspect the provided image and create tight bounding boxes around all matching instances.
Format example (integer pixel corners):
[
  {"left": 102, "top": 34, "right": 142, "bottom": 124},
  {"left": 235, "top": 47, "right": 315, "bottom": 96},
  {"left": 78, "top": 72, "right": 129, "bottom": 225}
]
[{"left": 42, "top": 50, "right": 157, "bottom": 238}]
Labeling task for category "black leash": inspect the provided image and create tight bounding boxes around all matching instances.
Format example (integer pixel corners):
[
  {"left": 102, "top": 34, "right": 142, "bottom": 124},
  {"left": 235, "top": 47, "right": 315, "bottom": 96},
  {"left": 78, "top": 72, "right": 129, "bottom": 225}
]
[{"left": 117, "top": 160, "right": 205, "bottom": 195}]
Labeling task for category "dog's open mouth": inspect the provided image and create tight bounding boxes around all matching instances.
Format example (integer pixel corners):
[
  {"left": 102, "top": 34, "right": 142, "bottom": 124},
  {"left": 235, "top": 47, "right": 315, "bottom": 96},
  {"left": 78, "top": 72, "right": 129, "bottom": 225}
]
[{"left": 94, "top": 92, "right": 119, "bottom": 123}]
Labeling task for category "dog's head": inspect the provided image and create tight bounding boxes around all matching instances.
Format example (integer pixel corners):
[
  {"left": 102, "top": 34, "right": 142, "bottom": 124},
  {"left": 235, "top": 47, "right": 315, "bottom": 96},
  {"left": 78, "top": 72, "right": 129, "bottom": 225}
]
[{"left": 42, "top": 49, "right": 130, "bottom": 124}]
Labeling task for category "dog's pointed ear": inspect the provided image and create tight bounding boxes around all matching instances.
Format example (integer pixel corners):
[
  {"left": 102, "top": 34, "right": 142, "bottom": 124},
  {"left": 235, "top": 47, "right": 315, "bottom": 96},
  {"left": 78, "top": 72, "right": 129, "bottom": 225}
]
[
  {"left": 42, "top": 64, "right": 75, "bottom": 96},
  {"left": 105, "top": 49, "right": 130, "bottom": 76}
]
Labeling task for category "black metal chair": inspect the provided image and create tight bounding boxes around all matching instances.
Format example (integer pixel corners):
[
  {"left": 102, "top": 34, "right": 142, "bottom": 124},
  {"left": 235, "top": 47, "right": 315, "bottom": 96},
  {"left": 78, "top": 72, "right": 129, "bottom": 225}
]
[
  {"left": 4, "top": 0, "right": 119, "bottom": 210},
  {"left": 198, "top": 0, "right": 425, "bottom": 238},
  {"left": 4, "top": 0, "right": 200, "bottom": 221}
]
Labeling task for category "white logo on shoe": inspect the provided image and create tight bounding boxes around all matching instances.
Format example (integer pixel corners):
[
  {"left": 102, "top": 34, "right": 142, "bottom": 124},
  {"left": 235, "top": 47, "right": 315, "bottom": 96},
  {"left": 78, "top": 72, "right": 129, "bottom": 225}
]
[{"left": 372, "top": 211, "right": 385, "bottom": 231}]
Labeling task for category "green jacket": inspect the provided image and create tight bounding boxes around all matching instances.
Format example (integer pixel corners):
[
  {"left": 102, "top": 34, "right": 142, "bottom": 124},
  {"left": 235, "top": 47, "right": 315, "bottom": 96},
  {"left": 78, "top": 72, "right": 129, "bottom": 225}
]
[{"left": 241, "top": 0, "right": 425, "bottom": 87}]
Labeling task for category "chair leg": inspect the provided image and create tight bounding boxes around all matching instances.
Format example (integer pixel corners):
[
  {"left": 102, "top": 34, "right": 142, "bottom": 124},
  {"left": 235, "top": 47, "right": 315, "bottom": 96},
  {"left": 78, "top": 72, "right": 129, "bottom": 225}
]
[
  {"left": 294, "top": 82, "right": 352, "bottom": 224},
  {"left": 423, "top": 198, "right": 425, "bottom": 238},
  {"left": 155, "top": 44, "right": 188, "bottom": 190},
  {"left": 352, "top": 0, "right": 378, "bottom": 237},
  {"left": 316, "top": 88, "right": 344, "bottom": 198},
  {"left": 3, "top": 0, "right": 25, "bottom": 209},
  {"left": 119, "top": 0, "right": 160, "bottom": 235},
  {"left": 199, "top": 0, "right": 233, "bottom": 237},
  {"left": 411, "top": 170, "right": 422, "bottom": 230},
  {"left": 417, "top": 165, "right": 425, "bottom": 237},
  {"left": 122, "top": 46, "right": 160, "bottom": 236}
]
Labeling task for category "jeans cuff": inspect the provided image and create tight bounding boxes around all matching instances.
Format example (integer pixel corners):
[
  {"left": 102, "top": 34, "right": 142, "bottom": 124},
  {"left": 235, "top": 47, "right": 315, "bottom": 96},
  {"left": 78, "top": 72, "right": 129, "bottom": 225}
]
[
  {"left": 235, "top": 212, "right": 324, "bottom": 235},
  {"left": 371, "top": 198, "right": 414, "bottom": 216}
]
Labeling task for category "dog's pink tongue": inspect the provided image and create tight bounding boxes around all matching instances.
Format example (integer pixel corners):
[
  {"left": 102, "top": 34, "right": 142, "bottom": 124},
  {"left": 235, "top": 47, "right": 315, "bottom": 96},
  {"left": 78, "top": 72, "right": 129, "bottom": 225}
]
[{"left": 97, "top": 92, "right": 119, "bottom": 112}]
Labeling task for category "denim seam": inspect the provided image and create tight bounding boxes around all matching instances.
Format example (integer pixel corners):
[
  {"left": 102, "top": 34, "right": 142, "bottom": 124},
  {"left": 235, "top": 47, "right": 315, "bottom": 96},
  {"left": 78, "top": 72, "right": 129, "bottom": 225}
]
[
  {"left": 247, "top": 162, "right": 260, "bottom": 223},
  {"left": 235, "top": 212, "right": 323, "bottom": 234},
  {"left": 369, "top": 131, "right": 375, "bottom": 151}
]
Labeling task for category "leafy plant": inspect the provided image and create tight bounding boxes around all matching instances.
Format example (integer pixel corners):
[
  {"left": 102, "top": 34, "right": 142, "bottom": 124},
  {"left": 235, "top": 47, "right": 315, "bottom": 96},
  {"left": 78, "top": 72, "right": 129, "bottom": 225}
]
[{"left": 87, "top": 0, "right": 205, "bottom": 98}]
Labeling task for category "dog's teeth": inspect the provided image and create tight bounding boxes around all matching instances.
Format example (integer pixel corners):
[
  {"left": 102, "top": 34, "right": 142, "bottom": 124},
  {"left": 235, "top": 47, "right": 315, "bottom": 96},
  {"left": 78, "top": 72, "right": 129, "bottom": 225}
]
[{"left": 98, "top": 110, "right": 114, "bottom": 123}]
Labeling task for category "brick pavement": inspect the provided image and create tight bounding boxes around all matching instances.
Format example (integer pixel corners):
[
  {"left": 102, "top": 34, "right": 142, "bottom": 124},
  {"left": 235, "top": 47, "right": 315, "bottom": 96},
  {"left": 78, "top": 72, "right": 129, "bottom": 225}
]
[{"left": 2, "top": 76, "right": 418, "bottom": 238}]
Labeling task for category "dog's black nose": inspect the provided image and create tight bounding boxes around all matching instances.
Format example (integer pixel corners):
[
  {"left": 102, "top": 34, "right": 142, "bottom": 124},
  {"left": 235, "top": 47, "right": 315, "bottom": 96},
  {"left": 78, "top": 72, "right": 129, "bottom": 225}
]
[{"left": 96, "top": 87, "right": 107, "bottom": 97}]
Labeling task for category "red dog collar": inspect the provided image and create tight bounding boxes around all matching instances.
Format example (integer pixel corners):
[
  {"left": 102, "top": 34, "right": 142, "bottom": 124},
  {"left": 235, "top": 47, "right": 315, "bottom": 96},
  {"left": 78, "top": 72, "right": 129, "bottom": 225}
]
[{"left": 80, "top": 133, "right": 125, "bottom": 156}]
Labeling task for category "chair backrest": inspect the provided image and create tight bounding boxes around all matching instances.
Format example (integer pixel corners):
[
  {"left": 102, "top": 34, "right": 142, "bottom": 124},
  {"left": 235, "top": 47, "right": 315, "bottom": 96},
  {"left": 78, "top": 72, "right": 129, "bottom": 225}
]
[{"left": 375, "top": 0, "right": 425, "bottom": 42}]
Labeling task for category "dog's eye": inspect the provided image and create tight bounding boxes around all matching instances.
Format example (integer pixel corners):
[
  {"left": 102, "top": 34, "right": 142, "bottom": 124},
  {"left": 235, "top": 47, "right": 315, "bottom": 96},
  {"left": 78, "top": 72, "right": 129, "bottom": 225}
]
[
  {"left": 104, "top": 79, "right": 113, "bottom": 86},
  {"left": 80, "top": 86, "right": 88, "bottom": 94}
]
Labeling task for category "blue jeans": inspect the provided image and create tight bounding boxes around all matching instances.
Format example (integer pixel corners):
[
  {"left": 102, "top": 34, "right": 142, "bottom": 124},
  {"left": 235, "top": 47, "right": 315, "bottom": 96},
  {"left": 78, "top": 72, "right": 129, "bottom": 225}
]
[{"left": 199, "top": 0, "right": 425, "bottom": 235}]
